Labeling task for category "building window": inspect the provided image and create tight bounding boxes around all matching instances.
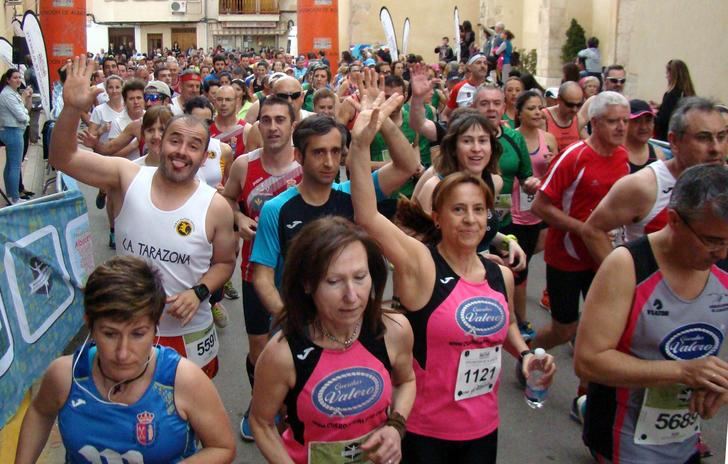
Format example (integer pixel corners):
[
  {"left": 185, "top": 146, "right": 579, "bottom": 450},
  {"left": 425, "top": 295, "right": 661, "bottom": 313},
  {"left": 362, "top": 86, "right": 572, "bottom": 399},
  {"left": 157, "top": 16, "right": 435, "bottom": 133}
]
[{"left": 219, "top": 0, "right": 278, "bottom": 14}]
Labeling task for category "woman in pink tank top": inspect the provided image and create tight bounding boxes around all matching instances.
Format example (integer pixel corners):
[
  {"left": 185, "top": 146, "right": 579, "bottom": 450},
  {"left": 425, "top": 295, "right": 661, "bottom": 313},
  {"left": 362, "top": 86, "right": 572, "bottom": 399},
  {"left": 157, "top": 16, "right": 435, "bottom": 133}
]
[
  {"left": 250, "top": 217, "right": 416, "bottom": 464},
  {"left": 349, "top": 99, "right": 556, "bottom": 463},
  {"left": 502, "top": 90, "right": 558, "bottom": 342}
]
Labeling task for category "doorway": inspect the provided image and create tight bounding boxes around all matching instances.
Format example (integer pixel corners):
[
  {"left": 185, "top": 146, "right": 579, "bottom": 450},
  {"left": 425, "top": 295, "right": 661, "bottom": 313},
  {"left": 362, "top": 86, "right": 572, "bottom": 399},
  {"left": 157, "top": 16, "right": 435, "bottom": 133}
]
[
  {"left": 171, "top": 28, "right": 197, "bottom": 53},
  {"left": 148, "top": 34, "right": 163, "bottom": 55}
]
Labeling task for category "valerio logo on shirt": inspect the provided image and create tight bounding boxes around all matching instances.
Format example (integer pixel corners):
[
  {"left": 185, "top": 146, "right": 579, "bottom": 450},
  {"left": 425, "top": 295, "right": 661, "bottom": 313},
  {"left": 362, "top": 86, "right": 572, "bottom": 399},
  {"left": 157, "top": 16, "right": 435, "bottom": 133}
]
[
  {"left": 456, "top": 296, "right": 506, "bottom": 337},
  {"left": 660, "top": 323, "right": 723, "bottom": 360},
  {"left": 312, "top": 367, "right": 384, "bottom": 417},
  {"left": 174, "top": 219, "right": 194, "bottom": 237}
]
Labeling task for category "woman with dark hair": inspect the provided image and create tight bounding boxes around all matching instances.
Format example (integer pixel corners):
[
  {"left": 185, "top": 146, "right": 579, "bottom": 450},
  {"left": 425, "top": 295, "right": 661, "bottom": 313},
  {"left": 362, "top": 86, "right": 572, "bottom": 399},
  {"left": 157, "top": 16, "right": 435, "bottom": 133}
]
[
  {"left": 413, "top": 109, "right": 527, "bottom": 265},
  {"left": 561, "top": 62, "right": 581, "bottom": 84},
  {"left": 15, "top": 256, "right": 235, "bottom": 463},
  {"left": 0, "top": 68, "right": 31, "bottom": 204},
  {"left": 250, "top": 217, "right": 416, "bottom": 464},
  {"left": 653, "top": 59, "right": 696, "bottom": 141},
  {"left": 519, "top": 73, "right": 545, "bottom": 94},
  {"left": 349, "top": 99, "right": 555, "bottom": 463},
  {"left": 133, "top": 105, "right": 173, "bottom": 167},
  {"left": 232, "top": 78, "right": 254, "bottom": 119},
  {"left": 460, "top": 21, "right": 476, "bottom": 62},
  {"left": 502, "top": 90, "right": 557, "bottom": 341}
]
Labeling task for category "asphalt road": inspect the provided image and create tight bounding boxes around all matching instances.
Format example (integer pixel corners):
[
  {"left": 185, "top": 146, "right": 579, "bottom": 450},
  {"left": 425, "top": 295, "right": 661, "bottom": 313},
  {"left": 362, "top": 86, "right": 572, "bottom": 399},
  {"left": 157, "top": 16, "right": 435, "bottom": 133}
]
[{"left": 79, "top": 181, "right": 727, "bottom": 464}]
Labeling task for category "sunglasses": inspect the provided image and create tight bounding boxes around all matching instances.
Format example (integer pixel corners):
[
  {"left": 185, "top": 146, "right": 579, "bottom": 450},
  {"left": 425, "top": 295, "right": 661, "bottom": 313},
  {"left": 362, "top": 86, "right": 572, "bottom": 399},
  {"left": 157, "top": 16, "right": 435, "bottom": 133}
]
[
  {"left": 606, "top": 77, "right": 626, "bottom": 84},
  {"left": 144, "top": 93, "right": 163, "bottom": 102},
  {"left": 276, "top": 91, "right": 302, "bottom": 100},
  {"left": 562, "top": 99, "right": 583, "bottom": 109}
]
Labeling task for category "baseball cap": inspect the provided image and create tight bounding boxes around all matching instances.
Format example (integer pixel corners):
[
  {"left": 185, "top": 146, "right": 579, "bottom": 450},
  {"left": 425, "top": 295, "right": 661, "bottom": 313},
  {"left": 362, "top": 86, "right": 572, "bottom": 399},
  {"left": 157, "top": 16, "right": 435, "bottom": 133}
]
[
  {"left": 544, "top": 87, "right": 559, "bottom": 99},
  {"left": 629, "top": 99, "right": 655, "bottom": 119},
  {"left": 145, "top": 81, "right": 171, "bottom": 99}
]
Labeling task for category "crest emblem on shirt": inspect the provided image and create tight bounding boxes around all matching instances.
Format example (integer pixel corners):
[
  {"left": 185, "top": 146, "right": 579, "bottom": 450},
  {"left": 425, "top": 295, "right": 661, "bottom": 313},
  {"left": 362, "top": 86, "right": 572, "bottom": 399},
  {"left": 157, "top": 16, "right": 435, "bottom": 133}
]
[
  {"left": 135, "top": 411, "right": 156, "bottom": 446},
  {"left": 175, "top": 219, "right": 194, "bottom": 237},
  {"left": 312, "top": 367, "right": 384, "bottom": 417},
  {"left": 455, "top": 296, "right": 506, "bottom": 337},
  {"left": 207, "top": 150, "right": 216, "bottom": 159},
  {"left": 660, "top": 323, "right": 723, "bottom": 360}
]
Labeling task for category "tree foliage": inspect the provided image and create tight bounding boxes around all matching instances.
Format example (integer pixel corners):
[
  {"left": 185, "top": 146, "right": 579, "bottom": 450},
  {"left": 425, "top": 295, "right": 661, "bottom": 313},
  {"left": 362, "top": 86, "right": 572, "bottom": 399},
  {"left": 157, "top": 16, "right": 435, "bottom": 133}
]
[{"left": 561, "top": 18, "right": 586, "bottom": 64}]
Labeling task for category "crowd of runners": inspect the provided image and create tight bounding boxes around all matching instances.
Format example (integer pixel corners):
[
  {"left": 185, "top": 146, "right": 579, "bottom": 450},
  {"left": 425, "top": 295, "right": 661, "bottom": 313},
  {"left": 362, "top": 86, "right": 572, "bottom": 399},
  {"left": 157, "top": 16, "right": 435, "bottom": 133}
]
[{"left": 7, "top": 19, "right": 728, "bottom": 463}]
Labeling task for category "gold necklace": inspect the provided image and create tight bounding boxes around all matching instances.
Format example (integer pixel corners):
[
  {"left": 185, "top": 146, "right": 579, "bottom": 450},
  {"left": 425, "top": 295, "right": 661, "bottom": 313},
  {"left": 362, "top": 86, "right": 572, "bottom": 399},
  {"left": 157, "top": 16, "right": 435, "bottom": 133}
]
[{"left": 316, "top": 319, "right": 361, "bottom": 348}]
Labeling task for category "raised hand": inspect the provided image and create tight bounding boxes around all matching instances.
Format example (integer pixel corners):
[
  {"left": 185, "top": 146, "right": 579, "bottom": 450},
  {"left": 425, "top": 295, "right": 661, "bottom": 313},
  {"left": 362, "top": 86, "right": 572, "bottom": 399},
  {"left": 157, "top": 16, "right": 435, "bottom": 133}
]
[
  {"left": 409, "top": 63, "right": 433, "bottom": 100},
  {"left": 350, "top": 92, "right": 404, "bottom": 147},
  {"left": 354, "top": 67, "right": 384, "bottom": 110},
  {"left": 63, "top": 56, "right": 103, "bottom": 112}
]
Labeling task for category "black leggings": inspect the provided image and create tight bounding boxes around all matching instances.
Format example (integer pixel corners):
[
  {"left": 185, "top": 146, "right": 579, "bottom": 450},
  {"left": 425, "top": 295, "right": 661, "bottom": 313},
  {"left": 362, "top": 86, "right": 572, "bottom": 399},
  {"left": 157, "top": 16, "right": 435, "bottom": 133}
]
[{"left": 402, "top": 429, "right": 498, "bottom": 464}]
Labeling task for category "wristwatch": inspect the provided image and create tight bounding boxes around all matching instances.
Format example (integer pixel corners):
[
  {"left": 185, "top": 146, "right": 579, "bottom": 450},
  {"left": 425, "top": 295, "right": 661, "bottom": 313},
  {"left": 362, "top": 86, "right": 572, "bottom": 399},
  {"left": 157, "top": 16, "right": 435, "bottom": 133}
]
[
  {"left": 519, "top": 349, "right": 534, "bottom": 362},
  {"left": 192, "top": 284, "right": 210, "bottom": 301}
]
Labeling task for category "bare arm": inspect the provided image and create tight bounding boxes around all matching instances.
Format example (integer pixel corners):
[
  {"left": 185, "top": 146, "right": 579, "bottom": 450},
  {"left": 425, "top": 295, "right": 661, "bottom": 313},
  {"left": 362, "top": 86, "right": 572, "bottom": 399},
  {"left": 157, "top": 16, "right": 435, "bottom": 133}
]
[
  {"left": 250, "top": 334, "right": 296, "bottom": 464},
  {"left": 245, "top": 123, "right": 262, "bottom": 153},
  {"left": 575, "top": 247, "right": 728, "bottom": 390},
  {"left": 245, "top": 99, "right": 260, "bottom": 124},
  {"left": 531, "top": 191, "right": 584, "bottom": 235},
  {"left": 50, "top": 56, "right": 137, "bottom": 192},
  {"left": 175, "top": 359, "right": 235, "bottom": 463},
  {"left": 582, "top": 173, "right": 652, "bottom": 265},
  {"left": 349, "top": 94, "right": 435, "bottom": 311},
  {"left": 166, "top": 195, "right": 236, "bottom": 325},
  {"left": 221, "top": 155, "right": 258, "bottom": 241},
  {"left": 408, "top": 63, "right": 439, "bottom": 142},
  {"left": 252, "top": 264, "right": 284, "bottom": 316},
  {"left": 15, "top": 357, "right": 71, "bottom": 464},
  {"left": 220, "top": 142, "right": 233, "bottom": 185}
]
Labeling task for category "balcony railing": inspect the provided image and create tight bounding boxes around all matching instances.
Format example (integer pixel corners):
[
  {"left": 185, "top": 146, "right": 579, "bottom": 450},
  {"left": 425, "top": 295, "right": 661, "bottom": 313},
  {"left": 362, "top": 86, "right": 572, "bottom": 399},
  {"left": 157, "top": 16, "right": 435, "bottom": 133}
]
[{"left": 219, "top": 0, "right": 278, "bottom": 14}]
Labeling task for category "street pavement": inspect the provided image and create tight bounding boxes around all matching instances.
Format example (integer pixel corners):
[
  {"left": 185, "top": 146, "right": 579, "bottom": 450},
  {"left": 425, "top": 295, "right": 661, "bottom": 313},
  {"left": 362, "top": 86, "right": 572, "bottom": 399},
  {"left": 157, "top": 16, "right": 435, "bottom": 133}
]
[{"left": 76, "top": 180, "right": 727, "bottom": 464}]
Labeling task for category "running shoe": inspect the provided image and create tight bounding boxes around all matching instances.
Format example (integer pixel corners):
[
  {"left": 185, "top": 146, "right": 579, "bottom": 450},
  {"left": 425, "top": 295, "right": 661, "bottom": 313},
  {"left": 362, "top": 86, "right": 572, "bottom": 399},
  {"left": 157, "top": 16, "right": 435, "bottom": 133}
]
[
  {"left": 697, "top": 434, "right": 713, "bottom": 458},
  {"left": 108, "top": 231, "right": 115, "bottom": 250},
  {"left": 539, "top": 289, "right": 551, "bottom": 312},
  {"left": 96, "top": 190, "right": 106, "bottom": 209},
  {"left": 211, "top": 303, "right": 229, "bottom": 328},
  {"left": 570, "top": 395, "right": 587, "bottom": 424},
  {"left": 240, "top": 415, "right": 254, "bottom": 441},
  {"left": 223, "top": 280, "right": 240, "bottom": 300},
  {"left": 519, "top": 321, "right": 536, "bottom": 342}
]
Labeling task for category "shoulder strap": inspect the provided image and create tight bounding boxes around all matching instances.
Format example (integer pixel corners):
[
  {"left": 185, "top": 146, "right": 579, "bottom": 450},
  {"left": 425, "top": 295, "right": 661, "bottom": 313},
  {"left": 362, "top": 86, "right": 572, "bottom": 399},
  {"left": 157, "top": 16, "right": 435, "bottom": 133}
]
[
  {"left": 621, "top": 236, "right": 659, "bottom": 283},
  {"left": 500, "top": 129, "right": 520, "bottom": 154}
]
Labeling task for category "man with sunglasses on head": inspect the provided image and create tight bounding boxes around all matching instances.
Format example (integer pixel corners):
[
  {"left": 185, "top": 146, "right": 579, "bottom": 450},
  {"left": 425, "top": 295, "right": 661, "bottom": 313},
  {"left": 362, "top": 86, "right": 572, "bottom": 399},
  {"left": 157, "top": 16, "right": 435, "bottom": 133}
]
[
  {"left": 582, "top": 97, "right": 727, "bottom": 267},
  {"left": 574, "top": 164, "right": 728, "bottom": 464},
  {"left": 543, "top": 81, "right": 587, "bottom": 155}
]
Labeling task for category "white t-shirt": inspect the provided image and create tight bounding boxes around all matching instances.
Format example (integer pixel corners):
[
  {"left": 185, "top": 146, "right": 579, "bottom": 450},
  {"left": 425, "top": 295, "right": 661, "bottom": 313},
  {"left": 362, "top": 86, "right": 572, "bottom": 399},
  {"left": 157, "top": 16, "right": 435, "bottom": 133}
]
[
  {"left": 108, "top": 110, "right": 141, "bottom": 160},
  {"left": 90, "top": 103, "right": 124, "bottom": 143},
  {"left": 171, "top": 96, "right": 184, "bottom": 116},
  {"left": 95, "top": 82, "right": 109, "bottom": 105}
]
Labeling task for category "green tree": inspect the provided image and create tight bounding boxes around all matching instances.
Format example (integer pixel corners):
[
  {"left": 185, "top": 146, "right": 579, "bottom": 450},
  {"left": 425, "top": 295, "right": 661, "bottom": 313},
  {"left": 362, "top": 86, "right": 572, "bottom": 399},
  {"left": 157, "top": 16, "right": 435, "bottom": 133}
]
[{"left": 561, "top": 18, "right": 586, "bottom": 64}]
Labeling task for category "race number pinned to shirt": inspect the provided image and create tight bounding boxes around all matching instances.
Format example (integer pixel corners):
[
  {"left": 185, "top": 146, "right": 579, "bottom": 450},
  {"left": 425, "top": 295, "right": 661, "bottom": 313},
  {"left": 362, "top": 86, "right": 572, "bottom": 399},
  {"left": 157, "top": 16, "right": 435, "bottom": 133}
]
[
  {"left": 519, "top": 188, "right": 536, "bottom": 212},
  {"left": 494, "top": 194, "right": 512, "bottom": 219},
  {"left": 454, "top": 346, "right": 501, "bottom": 401},
  {"left": 308, "top": 430, "right": 374, "bottom": 463},
  {"left": 633, "top": 384, "right": 700, "bottom": 446},
  {"left": 183, "top": 323, "right": 218, "bottom": 368}
]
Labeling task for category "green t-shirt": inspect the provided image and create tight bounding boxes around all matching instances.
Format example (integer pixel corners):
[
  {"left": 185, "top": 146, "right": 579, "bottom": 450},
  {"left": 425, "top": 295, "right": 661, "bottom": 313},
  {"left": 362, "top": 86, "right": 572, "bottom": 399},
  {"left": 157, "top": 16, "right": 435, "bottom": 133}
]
[
  {"left": 302, "top": 83, "right": 315, "bottom": 112},
  {"left": 369, "top": 106, "right": 432, "bottom": 198},
  {"left": 502, "top": 113, "right": 516, "bottom": 129},
  {"left": 496, "top": 126, "right": 532, "bottom": 226}
]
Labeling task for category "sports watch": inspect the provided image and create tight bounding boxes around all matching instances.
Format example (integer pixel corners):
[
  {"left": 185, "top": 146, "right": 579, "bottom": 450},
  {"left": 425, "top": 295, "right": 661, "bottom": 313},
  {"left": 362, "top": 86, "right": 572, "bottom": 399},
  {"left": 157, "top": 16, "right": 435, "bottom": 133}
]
[{"left": 192, "top": 284, "right": 210, "bottom": 301}]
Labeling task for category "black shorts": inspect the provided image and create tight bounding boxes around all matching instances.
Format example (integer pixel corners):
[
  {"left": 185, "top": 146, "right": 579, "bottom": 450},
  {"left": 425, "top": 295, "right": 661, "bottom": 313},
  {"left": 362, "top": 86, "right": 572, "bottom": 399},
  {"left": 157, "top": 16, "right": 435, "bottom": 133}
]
[
  {"left": 546, "top": 265, "right": 595, "bottom": 324},
  {"left": 499, "top": 222, "right": 545, "bottom": 285},
  {"left": 402, "top": 429, "right": 497, "bottom": 464},
  {"left": 242, "top": 280, "right": 271, "bottom": 335}
]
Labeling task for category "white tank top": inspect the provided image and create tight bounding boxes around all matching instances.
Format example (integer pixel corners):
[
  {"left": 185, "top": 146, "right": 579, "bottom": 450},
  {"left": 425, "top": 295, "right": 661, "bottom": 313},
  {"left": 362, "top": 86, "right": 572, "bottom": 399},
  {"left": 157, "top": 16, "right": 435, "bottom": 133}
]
[
  {"left": 198, "top": 138, "right": 224, "bottom": 188},
  {"left": 624, "top": 160, "right": 675, "bottom": 242},
  {"left": 115, "top": 166, "right": 216, "bottom": 336}
]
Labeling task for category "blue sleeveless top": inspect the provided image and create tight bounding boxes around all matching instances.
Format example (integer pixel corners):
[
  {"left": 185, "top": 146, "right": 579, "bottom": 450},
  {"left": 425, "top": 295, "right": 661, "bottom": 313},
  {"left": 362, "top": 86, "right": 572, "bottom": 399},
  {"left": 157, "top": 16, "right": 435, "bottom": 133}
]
[{"left": 58, "top": 344, "right": 197, "bottom": 463}]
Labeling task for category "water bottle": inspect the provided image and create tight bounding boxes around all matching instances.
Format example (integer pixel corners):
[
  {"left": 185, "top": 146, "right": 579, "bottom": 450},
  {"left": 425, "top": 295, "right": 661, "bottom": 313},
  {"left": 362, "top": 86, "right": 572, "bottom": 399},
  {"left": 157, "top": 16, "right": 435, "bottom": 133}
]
[{"left": 524, "top": 348, "right": 549, "bottom": 409}]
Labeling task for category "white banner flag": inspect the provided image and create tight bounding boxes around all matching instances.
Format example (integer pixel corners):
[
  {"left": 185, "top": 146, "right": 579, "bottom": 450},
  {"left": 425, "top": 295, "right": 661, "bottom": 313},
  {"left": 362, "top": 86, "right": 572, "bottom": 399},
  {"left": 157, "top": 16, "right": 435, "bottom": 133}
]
[
  {"left": 454, "top": 7, "right": 461, "bottom": 62},
  {"left": 0, "top": 38, "right": 13, "bottom": 68},
  {"left": 380, "top": 7, "right": 398, "bottom": 62},
  {"left": 21, "top": 11, "right": 50, "bottom": 117},
  {"left": 402, "top": 18, "right": 411, "bottom": 57}
]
